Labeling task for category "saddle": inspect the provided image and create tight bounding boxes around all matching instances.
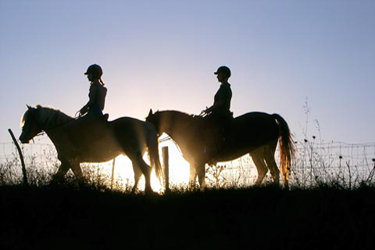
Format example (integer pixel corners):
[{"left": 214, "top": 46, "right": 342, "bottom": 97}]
[
  {"left": 202, "top": 113, "right": 233, "bottom": 157},
  {"left": 66, "top": 113, "right": 110, "bottom": 143}
]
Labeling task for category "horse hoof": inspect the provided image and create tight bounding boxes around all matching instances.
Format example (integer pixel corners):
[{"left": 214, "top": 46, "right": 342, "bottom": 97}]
[
  {"left": 145, "top": 190, "right": 159, "bottom": 196},
  {"left": 50, "top": 176, "right": 64, "bottom": 186}
]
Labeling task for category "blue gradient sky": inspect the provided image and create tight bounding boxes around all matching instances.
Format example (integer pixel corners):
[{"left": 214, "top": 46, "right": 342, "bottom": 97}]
[{"left": 1, "top": 0, "right": 374, "bottom": 144}]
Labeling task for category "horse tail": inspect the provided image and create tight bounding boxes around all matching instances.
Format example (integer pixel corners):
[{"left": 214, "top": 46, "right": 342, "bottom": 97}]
[
  {"left": 145, "top": 122, "right": 163, "bottom": 181},
  {"left": 272, "top": 114, "right": 295, "bottom": 187}
]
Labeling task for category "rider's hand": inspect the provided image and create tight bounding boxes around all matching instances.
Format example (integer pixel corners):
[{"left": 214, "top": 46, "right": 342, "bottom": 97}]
[
  {"left": 79, "top": 106, "right": 88, "bottom": 117},
  {"left": 201, "top": 107, "right": 211, "bottom": 116}
]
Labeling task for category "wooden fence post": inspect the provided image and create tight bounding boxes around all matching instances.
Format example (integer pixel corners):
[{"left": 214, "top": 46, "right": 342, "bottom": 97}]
[
  {"left": 8, "top": 129, "right": 28, "bottom": 187},
  {"left": 162, "top": 146, "right": 170, "bottom": 192}
]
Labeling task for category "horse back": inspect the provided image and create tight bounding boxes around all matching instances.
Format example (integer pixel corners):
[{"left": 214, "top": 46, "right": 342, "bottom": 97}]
[
  {"left": 234, "top": 112, "right": 277, "bottom": 126},
  {"left": 48, "top": 117, "right": 121, "bottom": 162},
  {"left": 230, "top": 112, "right": 279, "bottom": 144},
  {"left": 109, "top": 117, "right": 149, "bottom": 148}
]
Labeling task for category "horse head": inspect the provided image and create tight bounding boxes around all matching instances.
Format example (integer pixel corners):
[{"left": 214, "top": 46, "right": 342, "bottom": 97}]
[
  {"left": 19, "top": 105, "right": 43, "bottom": 143},
  {"left": 146, "top": 109, "right": 162, "bottom": 136},
  {"left": 147, "top": 109, "right": 200, "bottom": 140}
]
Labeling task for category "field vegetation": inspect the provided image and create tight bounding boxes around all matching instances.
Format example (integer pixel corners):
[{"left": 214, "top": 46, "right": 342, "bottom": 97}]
[{"left": 1, "top": 141, "right": 374, "bottom": 250}]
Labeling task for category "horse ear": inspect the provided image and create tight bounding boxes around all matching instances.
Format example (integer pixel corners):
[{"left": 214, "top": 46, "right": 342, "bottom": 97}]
[
  {"left": 26, "top": 104, "right": 32, "bottom": 110},
  {"left": 148, "top": 109, "right": 153, "bottom": 116}
]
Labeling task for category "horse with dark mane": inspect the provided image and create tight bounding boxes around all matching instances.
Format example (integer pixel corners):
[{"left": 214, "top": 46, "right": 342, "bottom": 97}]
[
  {"left": 20, "top": 105, "right": 162, "bottom": 193},
  {"left": 146, "top": 110, "right": 295, "bottom": 189}
]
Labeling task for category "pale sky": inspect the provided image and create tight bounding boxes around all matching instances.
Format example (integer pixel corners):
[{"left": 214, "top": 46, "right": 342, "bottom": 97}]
[{"left": 1, "top": 0, "right": 374, "bottom": 145}]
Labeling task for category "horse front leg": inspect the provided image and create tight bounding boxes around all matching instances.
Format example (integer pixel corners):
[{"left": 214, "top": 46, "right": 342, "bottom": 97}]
[
  {"left": 71, "top": 163, "right": 84, "bottom": 184},
  {"left": 197, "top": 163, "right": 206, "bottom": 190},
  {"left": 52, "top": 160, "right": 70, "bottom": 184},
  {"left": 189, "top": 163, "right": 198, "bottom": 188}
]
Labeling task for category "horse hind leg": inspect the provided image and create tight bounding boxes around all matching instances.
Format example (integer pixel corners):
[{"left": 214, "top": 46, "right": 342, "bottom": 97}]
[
  {"left": 141, "top": 159, "right": 154, "bottom": 194},
  {"left": 250, "top": 151, "right": 268, "bottom": 186},
  {"left": 130, "top": 153, "right": 153, "bottom": 194},
  {"left": 71, "top": 163, "right": 83, "bottom": 180},
  {"left": 131, "top": 161, "right": 143, "bottom": 193},
  {"left": 264, "top": 148, "right": 280, "bottom": 184},
  {"left": 262, "top": 141, "right": 280, "bottom": 185}
]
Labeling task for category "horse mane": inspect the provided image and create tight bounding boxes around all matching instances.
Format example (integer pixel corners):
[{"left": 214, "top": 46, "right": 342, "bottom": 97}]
[
  {"left": 22, "top": 105, "right": 73, "bottom": 129},
  {"left": 38, "top": 105, "right": 73, "bottom": 124},
  {"left": 153, "top": 110, "right": 204, "bottom": 137},
  {"left": 155, "top": 110, "right": 198, "bottom": 119}
]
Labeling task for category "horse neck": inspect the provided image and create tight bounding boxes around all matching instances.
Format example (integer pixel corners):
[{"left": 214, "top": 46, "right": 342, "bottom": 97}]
[
  {"left": 161, "top": 111, "right": 195, "bottom": 142},
  {"left": 38, "top": 108, "right": 72, "bottom": 131}
]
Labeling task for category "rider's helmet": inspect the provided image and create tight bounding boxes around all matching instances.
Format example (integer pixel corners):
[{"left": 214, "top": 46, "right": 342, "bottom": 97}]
[
  {"left": 214, "top": 66, "right": 231, "bottom": 78},
  {"left": 84, "top": 64, "right": 103, "bottom": 78}
]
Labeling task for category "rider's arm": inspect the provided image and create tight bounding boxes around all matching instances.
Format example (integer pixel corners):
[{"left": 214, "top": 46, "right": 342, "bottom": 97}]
[
  {"left": 203, "top": 86, "right": 231, "bottom": 114},
  {"left": 204, "top": 99, "right": 225, "bottom": 114},
  {"left": 79, "top": 84, "right": 97, "bottom": 116}
]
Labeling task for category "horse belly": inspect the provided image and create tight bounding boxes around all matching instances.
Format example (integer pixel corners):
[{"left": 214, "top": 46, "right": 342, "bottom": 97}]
[
  {"left": 79, "top": 136, "right": 123, "bottom": 162},
  {"left": 215, "top": 146, "right": 252, "bottom": 162},
  {"left": 81, "top": 149, "right": 121, "bottom": 163},
  {"left": 58, "top": 131, "right": 122, "bottom": 163},
  {"left": 214, "top": 118, "right": 279, "bottom": 162}
]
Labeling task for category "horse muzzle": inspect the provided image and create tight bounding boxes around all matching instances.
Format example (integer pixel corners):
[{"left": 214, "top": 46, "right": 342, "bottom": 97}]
[{"left": 19, "top": 134, "right": 30, "bottom": 144}]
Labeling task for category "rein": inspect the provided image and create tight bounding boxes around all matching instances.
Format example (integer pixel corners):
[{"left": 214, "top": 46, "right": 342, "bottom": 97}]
[
  {"left": 41, "top": 118, "right": 76, "bottom": 133},
  {"left": 168, "top": 113, "right": 205, "bottom": 137}
]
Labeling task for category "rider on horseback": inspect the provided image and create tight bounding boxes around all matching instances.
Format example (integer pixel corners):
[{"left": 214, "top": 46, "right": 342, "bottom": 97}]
[
  {"left": 69, "top": 64, "right": 108, "bottom": 142},
  {"left": 79, "top": 64, "right": 107, "bottom": 117},
  {"left": 201, "top": 66, "right": 233, "bottom": 158}
]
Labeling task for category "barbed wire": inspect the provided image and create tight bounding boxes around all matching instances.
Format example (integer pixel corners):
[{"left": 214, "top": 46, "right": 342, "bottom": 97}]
[
  {"left": 1, "top": 140, "right": 375, "bottom": 175},
  {"left": 1, "top": 141, "right": 374, "bottom": 161}
]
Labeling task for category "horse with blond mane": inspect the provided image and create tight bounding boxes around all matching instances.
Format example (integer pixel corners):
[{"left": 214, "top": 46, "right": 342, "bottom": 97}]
[{"left": 20, "top": 105, "right": 162, "bottom": 193}]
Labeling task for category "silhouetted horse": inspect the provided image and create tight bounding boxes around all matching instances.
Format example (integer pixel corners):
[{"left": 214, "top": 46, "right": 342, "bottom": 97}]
[
  {"left": 146, "top": 110, "right": 295, "bottom": 189},
  {"left": 20, "top": 105, "right": 162, "bottom": 193}
]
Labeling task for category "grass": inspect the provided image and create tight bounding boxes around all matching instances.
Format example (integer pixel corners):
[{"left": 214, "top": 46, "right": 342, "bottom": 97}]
[
  {"left": 1, "top": 142, "right": 375, "bottom": 250},
  {"left": 1, "top": 183, "right": 374, "bottom": 250}
]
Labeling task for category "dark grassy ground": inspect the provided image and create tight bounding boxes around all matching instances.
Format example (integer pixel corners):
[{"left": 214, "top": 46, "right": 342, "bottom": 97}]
[{"left": 0, "top": 184, "right": 374, "bottom": 250}]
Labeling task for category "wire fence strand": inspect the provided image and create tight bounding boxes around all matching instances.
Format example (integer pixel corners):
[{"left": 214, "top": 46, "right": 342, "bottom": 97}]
[{"left": 1, "top": 140, "right": 375, "bottom": 188}]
